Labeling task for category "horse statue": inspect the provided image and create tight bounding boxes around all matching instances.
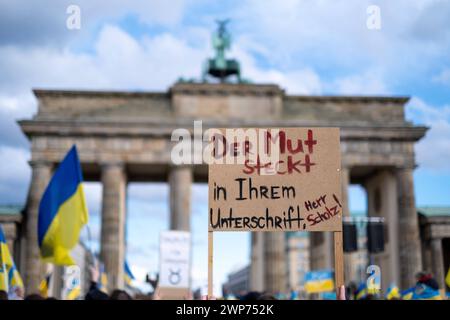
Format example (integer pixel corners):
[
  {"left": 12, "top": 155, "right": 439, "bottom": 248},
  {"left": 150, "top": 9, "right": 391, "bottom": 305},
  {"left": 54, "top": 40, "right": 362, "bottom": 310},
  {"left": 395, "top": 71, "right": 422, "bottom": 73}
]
[{"left": 203, "top": 19, "right": 241, "bottom": 83}]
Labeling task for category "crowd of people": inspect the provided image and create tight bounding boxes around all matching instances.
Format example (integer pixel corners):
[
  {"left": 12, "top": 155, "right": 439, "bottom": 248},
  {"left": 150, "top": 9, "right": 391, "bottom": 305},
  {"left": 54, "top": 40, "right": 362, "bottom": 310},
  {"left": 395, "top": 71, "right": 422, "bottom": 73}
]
[{"left": 0, "top": 269, "right": 445, "bottom": 300}]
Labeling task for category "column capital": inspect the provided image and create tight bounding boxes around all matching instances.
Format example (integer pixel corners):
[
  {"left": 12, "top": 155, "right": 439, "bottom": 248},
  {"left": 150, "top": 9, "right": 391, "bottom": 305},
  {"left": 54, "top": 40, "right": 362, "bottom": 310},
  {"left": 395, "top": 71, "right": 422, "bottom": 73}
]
[
  {"left": 395, "top": 160, "right": 418, "bottom": 171},
  {"left": 100, "top": 161, "right": 126, "bottom": 170},
  {"left": 28, "top": 159, "right": 53, "bottom": 168},
  {"left": 168, "top": 163, "right": 193, "bottom": 170}
]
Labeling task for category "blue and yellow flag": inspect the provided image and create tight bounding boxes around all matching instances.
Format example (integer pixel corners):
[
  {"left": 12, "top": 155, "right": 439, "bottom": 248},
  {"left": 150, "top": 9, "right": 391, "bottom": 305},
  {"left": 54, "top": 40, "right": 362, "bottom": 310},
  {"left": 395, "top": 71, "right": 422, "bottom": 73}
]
[
  {"left": 385, "top": 284, "right": 400, "bottom": 300},
  {"left": 401, "top": 284, "right": 442, "bottom": 300},
  {"left": 355, "top": 282, "right": 368, "bottom": 300},
  {"left": 8, "top": 264, "right": 24, "bottom": 291},
  {"left": 0, "top": 227, "right": 10, "bottom": 292},
  {"left": 413, "top": 284, "right": 442, "bottom": 300},
  {"left": 0, "top": 225, "right": 24, "bottom": 293},
  {"left": 39, "top": 273, "right": 52, "bottom": 298},
  {"left": 98, "top": 263, "right": 108, "bottom": 294},
  {"left": 445, "top": 267, "right": 450, "bottom": 289},
  {"left": 124, "top": 261, "right": 135, "bottom": 286},
  {"left": 401, "top": 286, "right": 415, "bottom": 300},
  {"left": 304, "top": 270, "right": 334, "bottom": 294},
  {"left": 66, "top": 285, "right": 81, "bottom": 300},
  {"left": 38, "top": 145, "right": 89, "bottom": 265},
  {"left": 66, "top": 275, "right": 81, "bottom": 300}
]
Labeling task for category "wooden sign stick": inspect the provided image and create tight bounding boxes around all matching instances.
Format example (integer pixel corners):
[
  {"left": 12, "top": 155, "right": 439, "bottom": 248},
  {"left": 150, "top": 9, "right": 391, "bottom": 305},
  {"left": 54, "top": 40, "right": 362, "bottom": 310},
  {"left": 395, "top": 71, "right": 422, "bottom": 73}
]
[
  {"left": 208, "top": 230, "right": 214, "bottom": 298},
  {"left": 334, "top": 230, "right": 345, "bottom": 297}
]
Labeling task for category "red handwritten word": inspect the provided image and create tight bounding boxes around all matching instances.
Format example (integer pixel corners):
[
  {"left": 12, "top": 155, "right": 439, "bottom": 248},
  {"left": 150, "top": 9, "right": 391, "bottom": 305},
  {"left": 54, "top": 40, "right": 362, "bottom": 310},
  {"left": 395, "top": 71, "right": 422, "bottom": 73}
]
[
  {"left": 211, "top": 129, "right": 317, "bottom": 158},
  {"left": 305, "top": 193, "right": 342, "bottom": 227},
  {"left": 307, "top": 205, "right": 340, "bottom": 226},
  {"left": 265, "top": 129, "right": 317, "bottom": 155},
  {"left": 243, "top": 155, "right": 316, "bottom": 175}
]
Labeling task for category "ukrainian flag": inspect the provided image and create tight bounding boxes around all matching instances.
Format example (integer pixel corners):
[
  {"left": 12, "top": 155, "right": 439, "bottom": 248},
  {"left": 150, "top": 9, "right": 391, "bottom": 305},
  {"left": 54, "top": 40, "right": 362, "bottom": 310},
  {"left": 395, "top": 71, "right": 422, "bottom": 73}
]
[
  {"left": 385, "top": 284, "right": 400, "bottom": 300},
  {"left": 0, "top": 225, "right": 24, "bottom": 293},
  {"left": 8, "top": 264, "right": 24, "bottom": 291},
  {"left": 39, "top": 273, "right": 52, "bottom": 298},
  {"left": 304, "top": 270, "right": 334, "bottom": 294},
  {"left": 66, "top": 276, "right": 81, "bottom": 300},
  {"left": 401, "top": 286, "right": 415, "bottom": 300},
  {"left": 124, "top": 261, "right": 135, "bottom": 286},
  {"left": 413, "top": 284, "right": 442, "bottom": 300},
  {"left": 445, "top": 267, "right": 450, "bottom": 289},
  {"left": 98, "top": 262, "right": 108, "bottom": 294},
  {"left": 401, "top": 284, "right": 442, "bottom": 300},
  {"left": 38, "top": 145, "right": 89, "bottom": 265},
  {"left": 355, "top": 282, "right": 368, "bottom": 300},
  {"left": 0, "top": 227, "right": 10, "bottom": 292}
]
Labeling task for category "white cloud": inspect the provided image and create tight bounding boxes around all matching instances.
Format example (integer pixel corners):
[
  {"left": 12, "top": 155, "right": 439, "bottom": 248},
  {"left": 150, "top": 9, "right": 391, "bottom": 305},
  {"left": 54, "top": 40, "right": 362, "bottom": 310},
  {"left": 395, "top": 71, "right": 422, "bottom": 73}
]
[
  {"left": 433, "top": 68, "right": 450, "bottom": 86},
  {"left": 328, "top": 68, "right": 389, "bottom": 95},
  {"left": 235, "top": 0, "right": 450, "bottom": 92},
  {"left": 0, "top": 146, "right": 30, "bottom": 204},
  {"left": 0, "top": 0, "right": 189, "bottom": 47},
  {"left": 231, "top": 44, "right": 323, "bottom": 94},
  {"left": 406, "top": 97, "right": 450, "bottom": 172}
]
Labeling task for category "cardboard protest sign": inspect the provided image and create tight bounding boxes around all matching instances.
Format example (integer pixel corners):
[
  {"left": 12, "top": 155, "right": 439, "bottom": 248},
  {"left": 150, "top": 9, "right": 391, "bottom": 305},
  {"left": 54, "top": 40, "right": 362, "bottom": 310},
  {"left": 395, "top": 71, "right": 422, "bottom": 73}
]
[
  {"left": 159, "top": 231, "right": 191, "bottom": 289},
  {"left": 208, "top": 127, "right": 342, "bottom": 232}
]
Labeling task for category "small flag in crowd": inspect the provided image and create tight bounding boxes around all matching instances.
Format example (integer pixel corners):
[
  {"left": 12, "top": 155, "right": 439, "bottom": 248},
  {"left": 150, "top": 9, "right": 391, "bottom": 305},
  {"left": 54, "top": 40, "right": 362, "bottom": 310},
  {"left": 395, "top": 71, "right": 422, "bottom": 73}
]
[
  {"left": 445, "top": 267, "right": 450, "bottom": 289},
  {"left": 39, "top": 272, "right": 52, "bottom": 298},
  {"left": 98, "top": 263, "right": 108, "bottom": 294},
  {"left": 66, "top": 275, "right": 81, "bottom": 300},
  {"left": 0, "top": 225, "right": 24, "bottom": 294},
  {"left": 355, "top": 282, "right": 368, "bottom": 300},
  {"left": 38, "top": 145, "right": 89, "bottom": 265},
  {"left": 401, "top": 286, "right": 415, "bottom": 300},
  {"left": 0, "top": 227, "right": 10, "bottom": 292},
  {"left": 304, "top": 270, "right": 334, "bottom": 294},
  {"left": 401, "top": 284, "right": 442, "bottom": 300},
  {"left": 385, "top": 284, "right": 400, "bottom": 300},
  {"left": 124, "top": 261, "right": 135, "bottom": 286},
  {"left": 413, "top": 284, "right": 442, "bottom": 300}
]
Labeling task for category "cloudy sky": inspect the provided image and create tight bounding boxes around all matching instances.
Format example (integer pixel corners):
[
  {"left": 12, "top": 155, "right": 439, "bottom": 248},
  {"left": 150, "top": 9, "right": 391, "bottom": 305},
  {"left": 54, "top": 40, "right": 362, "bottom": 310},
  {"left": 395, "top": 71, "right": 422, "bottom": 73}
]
[{"left": 1, "top": 0, "right": 449, "bottom": 295}]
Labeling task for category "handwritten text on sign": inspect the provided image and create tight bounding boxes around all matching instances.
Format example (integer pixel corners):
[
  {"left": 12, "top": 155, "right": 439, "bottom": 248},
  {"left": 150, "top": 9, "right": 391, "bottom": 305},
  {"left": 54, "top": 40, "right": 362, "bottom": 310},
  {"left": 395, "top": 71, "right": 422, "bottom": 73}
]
[{"left": 208, "top": 128, "right": 342, "bottom": 232}]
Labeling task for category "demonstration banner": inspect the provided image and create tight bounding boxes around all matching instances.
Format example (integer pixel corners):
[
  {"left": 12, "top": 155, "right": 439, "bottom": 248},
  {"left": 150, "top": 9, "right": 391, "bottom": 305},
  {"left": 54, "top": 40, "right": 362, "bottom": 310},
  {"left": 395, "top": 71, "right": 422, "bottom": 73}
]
[
  {"left": 207, "top": 127, "right": 344, "bottom": 297},
  {"left": 159, "top": 231, "right": 191, "bottom": 299}
]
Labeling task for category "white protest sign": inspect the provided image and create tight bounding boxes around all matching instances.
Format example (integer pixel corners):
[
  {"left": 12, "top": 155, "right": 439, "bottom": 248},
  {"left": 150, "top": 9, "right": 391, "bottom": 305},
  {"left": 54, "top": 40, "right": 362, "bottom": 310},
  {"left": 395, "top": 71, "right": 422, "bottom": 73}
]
[{"left": 159, "top": 231, "right": 191, "bottom": 289}]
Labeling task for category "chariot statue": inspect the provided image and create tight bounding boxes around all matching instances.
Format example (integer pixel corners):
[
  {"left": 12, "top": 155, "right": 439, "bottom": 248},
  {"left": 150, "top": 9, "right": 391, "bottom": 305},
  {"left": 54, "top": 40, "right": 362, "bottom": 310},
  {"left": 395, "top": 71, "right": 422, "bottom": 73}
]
[{"left": 203, "top": 19, "right": 242, "bottom": 83}]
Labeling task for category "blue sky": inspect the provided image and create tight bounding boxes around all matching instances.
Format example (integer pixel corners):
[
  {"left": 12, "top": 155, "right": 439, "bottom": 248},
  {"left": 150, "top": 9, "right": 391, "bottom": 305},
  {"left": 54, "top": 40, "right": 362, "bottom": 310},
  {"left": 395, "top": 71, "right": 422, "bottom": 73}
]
[{"left": 0, "top": 1, "right": 449, "bottom": 295}]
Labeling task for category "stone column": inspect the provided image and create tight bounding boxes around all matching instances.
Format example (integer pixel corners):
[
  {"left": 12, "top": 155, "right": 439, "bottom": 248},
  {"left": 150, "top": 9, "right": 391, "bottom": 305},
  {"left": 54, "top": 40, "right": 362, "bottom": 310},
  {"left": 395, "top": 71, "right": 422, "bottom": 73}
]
[
  {"left": 100, "top": 162, "right": 126, "bottom": 291},
  {"left": 341, "top": 167, "right": 353, "bottom": 283},
  {"left": 366, "top": 170, "right": 400, "bottom": 293},
  {"left": 430, "top": 238, "right": 445, "bottom": 290},
  {"left": 396, "top": 167, "right": 422, "bottom": 289},
  {"left": 340, "top": 167, "right": 350, "bottom": 217},
  {"left": 50, "top": 266, "right": 64, "bottom": 299},
  {"left": 169, "top": 165, "right": 192, "bottom": 231},
  {"left": 24, "top": 160, "right": 52, "bottom": 294},
  {"left": 250, "top": 232, "right": 264, "bottom": 291},
  {"left": 263, "top": 232, "right": 287, "bottom": 294}
]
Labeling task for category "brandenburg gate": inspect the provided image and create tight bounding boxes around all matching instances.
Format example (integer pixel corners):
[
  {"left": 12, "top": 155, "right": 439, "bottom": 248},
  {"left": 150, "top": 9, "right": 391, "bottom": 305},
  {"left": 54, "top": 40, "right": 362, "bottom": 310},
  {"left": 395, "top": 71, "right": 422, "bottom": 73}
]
[
  {"left": 18, "top": 22, "right": 427, "bottom": 294},
  {"left": 19, "top": 82, "right": 426, "bottom": 293}
]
